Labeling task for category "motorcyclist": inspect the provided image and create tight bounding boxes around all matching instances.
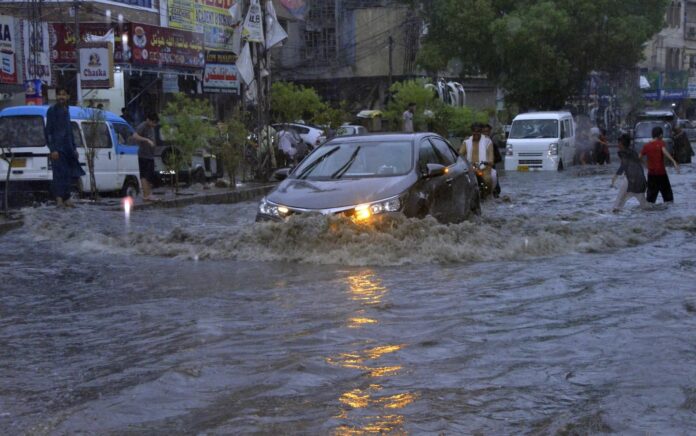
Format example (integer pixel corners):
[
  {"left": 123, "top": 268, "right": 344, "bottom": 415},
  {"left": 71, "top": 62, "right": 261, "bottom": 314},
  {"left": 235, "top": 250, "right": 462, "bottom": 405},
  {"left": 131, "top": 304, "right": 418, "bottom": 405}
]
[{"left": 460, "top": 123, "right": 497, "bottom": 196}]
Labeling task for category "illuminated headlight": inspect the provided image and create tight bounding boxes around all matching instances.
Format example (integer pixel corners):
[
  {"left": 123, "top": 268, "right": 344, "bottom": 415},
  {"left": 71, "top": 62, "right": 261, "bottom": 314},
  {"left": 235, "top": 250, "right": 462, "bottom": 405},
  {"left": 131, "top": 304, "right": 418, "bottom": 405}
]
[
  {"left": 548, "top": 142, "right": 559, "bottom": 156},
  {"left": 159, "top": 170, "right": 176, "bottom": 175},
  {"left": 506, "top": 143, "right": 513, "bottom": 156},
  {"left": 353, "top": 196, "right": 402, "bottom": 221},
  {"left": 258, "top": 197, "right": 289, "bottom": 217}
]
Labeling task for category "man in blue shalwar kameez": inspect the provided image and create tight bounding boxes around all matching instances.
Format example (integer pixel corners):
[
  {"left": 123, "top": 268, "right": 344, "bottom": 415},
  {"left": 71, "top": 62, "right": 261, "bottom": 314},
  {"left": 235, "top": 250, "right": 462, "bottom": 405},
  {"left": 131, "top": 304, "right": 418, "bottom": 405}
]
[{"left": 45, "top": 87, "right": 85, "bottom": 207}]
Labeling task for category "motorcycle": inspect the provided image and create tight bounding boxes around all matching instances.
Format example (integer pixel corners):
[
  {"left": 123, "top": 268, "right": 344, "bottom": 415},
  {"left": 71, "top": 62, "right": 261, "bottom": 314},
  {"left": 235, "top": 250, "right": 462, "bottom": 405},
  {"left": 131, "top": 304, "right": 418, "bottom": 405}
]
[{"left": 473, "top": 161, "right": 494, "bottom": 199}]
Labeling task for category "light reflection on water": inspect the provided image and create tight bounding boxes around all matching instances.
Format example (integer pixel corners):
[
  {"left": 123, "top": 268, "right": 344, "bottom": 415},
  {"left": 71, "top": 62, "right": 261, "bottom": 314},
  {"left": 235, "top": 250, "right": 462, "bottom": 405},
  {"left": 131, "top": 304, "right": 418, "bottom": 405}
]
[{"left": 329, "top": 270, "right": 415, "bottom": 434}]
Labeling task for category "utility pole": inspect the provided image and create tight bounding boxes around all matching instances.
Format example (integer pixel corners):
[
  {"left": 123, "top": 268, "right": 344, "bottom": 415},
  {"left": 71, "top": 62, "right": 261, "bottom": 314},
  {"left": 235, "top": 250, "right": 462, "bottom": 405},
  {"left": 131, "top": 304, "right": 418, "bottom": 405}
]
[
  {"left": 73, "top": 0, "right": 83, "bottom": 105},
  {"left": 388, "top": 35, "right": 394, "bottom": 88}
]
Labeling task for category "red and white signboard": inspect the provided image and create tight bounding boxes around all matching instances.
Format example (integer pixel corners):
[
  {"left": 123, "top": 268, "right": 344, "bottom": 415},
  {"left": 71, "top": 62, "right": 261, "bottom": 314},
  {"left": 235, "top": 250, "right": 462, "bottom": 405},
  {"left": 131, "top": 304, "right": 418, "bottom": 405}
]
[
  {"left": 203, "top": 63, "right": 239, "bottom": 94},
  {"left": 79, "top": 42, "right": 114, "bottom": 89},
  {"left": 0, "top": 15, "right": 17, "bottom": 84}
]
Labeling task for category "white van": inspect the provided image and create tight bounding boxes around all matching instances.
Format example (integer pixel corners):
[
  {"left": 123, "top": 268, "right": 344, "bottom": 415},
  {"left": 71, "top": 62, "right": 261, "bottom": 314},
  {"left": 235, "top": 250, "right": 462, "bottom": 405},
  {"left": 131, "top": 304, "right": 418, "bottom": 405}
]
[
  {"left": 0, "top": 105, "right": 141, "bottom": 198},
  {"left": 504, "top": 111, "right": 576, "bottom": 171}
]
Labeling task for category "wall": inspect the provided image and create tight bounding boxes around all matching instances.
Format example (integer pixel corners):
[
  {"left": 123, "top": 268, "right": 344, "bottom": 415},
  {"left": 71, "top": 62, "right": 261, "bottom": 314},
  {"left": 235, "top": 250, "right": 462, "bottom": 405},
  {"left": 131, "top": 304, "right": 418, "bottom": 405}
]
[{"left": 353, "top": 6, "right": 409, "bottom": 78}]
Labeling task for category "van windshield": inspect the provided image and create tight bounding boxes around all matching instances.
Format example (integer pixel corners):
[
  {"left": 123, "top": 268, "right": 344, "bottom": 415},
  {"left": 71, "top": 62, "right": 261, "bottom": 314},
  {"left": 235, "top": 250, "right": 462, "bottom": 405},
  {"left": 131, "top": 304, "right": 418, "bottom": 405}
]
[
  {"left": 509, "top": 119, "right": 559, "bottom": 139},
  {"left": 635, "top": 122, "right": 671, "bottom": 139},
  {"left": 0, "top": 116, "right": 46, "bottom": 147}
]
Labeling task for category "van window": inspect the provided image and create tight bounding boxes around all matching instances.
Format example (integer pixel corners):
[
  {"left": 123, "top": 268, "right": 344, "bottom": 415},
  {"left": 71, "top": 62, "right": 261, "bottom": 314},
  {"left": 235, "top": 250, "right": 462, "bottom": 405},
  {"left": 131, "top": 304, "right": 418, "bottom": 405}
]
[
  {"left": 509, "top": 119, "right": 559, "bottom": 139},
  {"left": 112, "top": 123, "right": 137, "bottom": 145},
  {"left": 71, "top": 122, "right": 83, "bottom": 148},
  {"left": 560, "top": 121, "right": 567, "bottom": 139},
  {"left": 0, "top": 116, "right": 45, "bottom": 147},
  {"left": 81, "top": 122, "right": 112, "bottom": 149}
]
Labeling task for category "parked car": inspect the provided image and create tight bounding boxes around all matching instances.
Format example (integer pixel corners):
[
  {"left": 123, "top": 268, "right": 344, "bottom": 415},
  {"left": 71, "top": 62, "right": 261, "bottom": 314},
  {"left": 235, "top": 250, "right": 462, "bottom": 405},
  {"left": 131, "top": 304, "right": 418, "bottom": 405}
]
[
  {"left": 0, "top": 105, "right": 141, "bottom": 198},
  {"left": 155, "top": 116, "right": 223, "bottom": 186},
  {"left": 256, "top": 133, "right": 481, "bottom": 223},
  {"left": 271, "top": 122, "right": 325, "bottom": 148},
  {"left": 336, "top": 125, "right": 368, "bottom": 136}
]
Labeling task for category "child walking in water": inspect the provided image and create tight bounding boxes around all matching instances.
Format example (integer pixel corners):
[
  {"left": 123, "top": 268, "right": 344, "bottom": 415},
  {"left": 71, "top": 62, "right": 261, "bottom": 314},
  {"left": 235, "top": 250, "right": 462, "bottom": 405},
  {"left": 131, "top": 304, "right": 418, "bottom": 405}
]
[{"left": 611, "top": 134, "right": 648, "bottom": 212}]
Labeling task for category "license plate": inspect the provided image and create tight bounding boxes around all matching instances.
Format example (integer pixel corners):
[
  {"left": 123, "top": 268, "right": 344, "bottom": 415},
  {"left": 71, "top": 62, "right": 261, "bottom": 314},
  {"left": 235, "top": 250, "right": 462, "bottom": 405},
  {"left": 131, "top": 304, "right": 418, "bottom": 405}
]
[
  {"left": 517, "top": 165, "right": 529, "bottom": 172},
  {"left": 10, "top": 158, "right": 26, "bottom": 168}
]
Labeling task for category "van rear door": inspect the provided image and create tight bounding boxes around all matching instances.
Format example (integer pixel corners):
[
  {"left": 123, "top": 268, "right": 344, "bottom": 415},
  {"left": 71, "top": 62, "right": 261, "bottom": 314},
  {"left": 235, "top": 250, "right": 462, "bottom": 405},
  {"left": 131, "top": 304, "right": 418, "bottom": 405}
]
[{"left": 0, "top": 115, "right": 51, "bottom": 181}]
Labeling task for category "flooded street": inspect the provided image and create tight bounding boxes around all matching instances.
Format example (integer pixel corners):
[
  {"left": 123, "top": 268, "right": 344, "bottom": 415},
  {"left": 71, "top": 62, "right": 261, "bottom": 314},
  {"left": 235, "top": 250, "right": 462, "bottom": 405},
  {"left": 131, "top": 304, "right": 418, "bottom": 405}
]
[{"left": 2, "top": 165, "right": 696, "bottom": 434}]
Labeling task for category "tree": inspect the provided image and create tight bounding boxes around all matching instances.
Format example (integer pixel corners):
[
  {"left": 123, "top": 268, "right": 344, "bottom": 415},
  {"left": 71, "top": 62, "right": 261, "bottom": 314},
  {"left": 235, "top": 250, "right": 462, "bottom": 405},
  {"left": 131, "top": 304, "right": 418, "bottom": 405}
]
[
  {"left": 80, "top": 107, "right": 106, "bottom": 201},
  {"left": 270, "top": 82, "right": 326, "bottom": 123},
  {"left": 212, "top": 114, "right": 249, "bottom": 189},
  {"left": 417, "top": 0, "right": 669, "bottom": 109},
  {"left": 160, "top": 94, "right": 217, "bottom": 192},
  {"left": 0, "top": 144, "right": 14, "bottom": 215}
]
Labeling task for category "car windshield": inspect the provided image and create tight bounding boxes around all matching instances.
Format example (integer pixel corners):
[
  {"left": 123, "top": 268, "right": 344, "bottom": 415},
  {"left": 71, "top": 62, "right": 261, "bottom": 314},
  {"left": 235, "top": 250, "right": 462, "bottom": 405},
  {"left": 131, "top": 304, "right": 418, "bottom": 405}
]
[
  {"left": 0, "top": 116, "right": 46, "bottom": 147},
  {"left": 292, "top": 140, "right": 413, "bottom": 180},
  {"left": 509, "top": 119, "right": 559, "bottom": 139},
  {"left": 635, "top": 122, "right": 671, "bottom": 139}
]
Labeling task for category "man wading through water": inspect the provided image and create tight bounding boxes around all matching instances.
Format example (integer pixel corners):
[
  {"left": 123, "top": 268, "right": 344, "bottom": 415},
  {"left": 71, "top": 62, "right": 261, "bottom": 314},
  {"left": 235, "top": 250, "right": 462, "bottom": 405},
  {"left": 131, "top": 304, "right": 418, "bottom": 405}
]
[
  {"left": 611, "top": 134, "right": 648, "bottom": 212},
  {"left": 45, "top": 87, "right": 85, "bottom": 208},
  {"left": 640, "top": 126, "right": 680, "bottom": 204}
]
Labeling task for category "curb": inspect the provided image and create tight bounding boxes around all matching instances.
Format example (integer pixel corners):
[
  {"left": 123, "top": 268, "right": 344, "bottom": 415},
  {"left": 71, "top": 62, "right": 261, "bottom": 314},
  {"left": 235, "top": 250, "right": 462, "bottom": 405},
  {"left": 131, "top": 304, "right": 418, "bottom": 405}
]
[
  {"left": 0, "top": 218, "right": 23, "bottom": 236},
  {"left": 133, "top": 184, "right": 276, "bottom": 210}
]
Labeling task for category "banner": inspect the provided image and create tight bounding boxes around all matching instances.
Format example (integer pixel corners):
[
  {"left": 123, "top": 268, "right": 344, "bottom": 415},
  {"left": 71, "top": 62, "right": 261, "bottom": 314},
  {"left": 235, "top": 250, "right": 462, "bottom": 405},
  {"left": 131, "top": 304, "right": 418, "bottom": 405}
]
[
  {"left": 169, "top": 0, "right": 240, "bottom": 49},
  {"left": 204, "top": 51, "right": 238, "bottom": 94},
  {"left": 130, "top": 23, "right": 204, "bottom": 68},
  {"left": 22, "top": 20, "right": 51, "bottom": 83},
  {"left": 242, "top": 0, "right": 264, "bottom": 43},
  {"left": 50, "top": 23, "right": 130, "bottom": 65},
  {"left": 79, "top": 42, "right": 114, "bottom": 89},
  {"left": 0, "top": 15, "right": 17, "bottom": 84},
  {"left": 24, "top": 79, "right": 42, "bottom": 105},
  {"left": 265, "top": 0, "right": 288, "bottom": 48}
]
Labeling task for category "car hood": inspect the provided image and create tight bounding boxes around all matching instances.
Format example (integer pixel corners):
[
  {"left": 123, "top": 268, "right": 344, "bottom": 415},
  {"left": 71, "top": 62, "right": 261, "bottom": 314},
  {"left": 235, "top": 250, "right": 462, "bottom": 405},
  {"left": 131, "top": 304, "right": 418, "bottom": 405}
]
[{"left": 268, "top": 174, "right": 417, "bottom": 209}]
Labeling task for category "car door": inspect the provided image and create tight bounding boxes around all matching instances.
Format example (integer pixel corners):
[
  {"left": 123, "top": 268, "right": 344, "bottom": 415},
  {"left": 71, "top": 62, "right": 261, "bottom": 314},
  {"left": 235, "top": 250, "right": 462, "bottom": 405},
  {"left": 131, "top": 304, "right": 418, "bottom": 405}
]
[
  {"left": 417, "top": 138, "right": 452, "bottom": 220},
  {"left": 560, "top": 118, "right": 574, "bottom": 166},
  {"left": 429, "top": 136, "right": 471, "bottom": 219},
  {"left": 80, "top": 120, "right": 119, "bottom": 191}
]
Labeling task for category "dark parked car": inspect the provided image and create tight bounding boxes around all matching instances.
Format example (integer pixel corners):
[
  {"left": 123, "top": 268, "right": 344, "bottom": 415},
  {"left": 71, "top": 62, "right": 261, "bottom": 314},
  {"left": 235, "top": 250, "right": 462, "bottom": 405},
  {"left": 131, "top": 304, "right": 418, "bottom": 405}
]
[{"left": 256, "top": 133, "right": 481, "bottom": 223}]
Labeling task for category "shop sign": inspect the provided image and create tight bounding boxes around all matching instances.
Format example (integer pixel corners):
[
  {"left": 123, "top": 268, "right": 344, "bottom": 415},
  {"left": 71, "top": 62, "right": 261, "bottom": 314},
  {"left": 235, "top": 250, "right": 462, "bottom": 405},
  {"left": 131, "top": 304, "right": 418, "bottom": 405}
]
[
  {"left": 0, "top": 15, "right": 17, "bottom": 84},
  {"left": 242, "top": 0, "right": 264, "bottom": 43},
  {"left": 130, "top": 23, "right": 204, "bottom": 69},
  {"left": 50, "top": 23, "right": 130, "bottom": 65},
  {"left": 162, "top": 73, "right": 180, "bottom": 93},
  {"left": 79, "top": 42, "right": 114, "bottom": 89},
  {"left": 203, "top": 63, "right": 238, "bottom": 94},
  {"left": 169, "top": 0, "right": 239, "bottom": 49},
  {"left": 21, "top": 20, "right": 51, "bottom": 83},
  {"left": 107, "top": 0, "right": 153, "bottom": 8}
]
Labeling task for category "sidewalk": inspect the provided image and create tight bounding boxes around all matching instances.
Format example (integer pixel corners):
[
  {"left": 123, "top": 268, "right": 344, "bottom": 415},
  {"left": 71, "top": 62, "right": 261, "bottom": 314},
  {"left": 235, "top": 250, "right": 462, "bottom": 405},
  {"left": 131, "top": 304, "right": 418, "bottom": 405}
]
[{"left": 130, "top": 182, "right": 276, "bottom": 210}]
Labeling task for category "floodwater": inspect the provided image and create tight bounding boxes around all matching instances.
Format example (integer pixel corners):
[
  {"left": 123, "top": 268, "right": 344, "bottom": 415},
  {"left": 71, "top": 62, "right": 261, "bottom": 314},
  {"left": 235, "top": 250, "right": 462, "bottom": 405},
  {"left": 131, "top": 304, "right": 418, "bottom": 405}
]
[{"left": 2, "top": 164, "right": 696, "bottom": 434}]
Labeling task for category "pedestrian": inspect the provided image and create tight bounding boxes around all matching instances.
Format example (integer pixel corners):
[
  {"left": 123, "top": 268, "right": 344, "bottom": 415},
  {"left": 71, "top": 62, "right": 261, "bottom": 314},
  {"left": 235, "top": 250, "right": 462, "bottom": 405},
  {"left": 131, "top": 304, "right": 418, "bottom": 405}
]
[
  {"left": 403, "top": 102, "right": 415, "bottom": 133},
  {"left": 672, "top": 125, "right": 694, "bottom": 164},
  {"left": 120, "top": 107, "right": 133, "bottom": 124},
  {"left": 611, "top": 133, "right": 648, "bottom": 212},
  {"left": 44, "top": 87, "right": 85, "bottom": 208},
  {"left": 593, "top": 128, "right": 611, "bottom": 164},
  {"left": 482, "top": 123, "right": 502, "bottom": 197},
  {"left": 133, "top": 112, "right": 159, "bottom": 201},
  {"left": 639, "top": 126, "right": 680, "bottom": 204}
]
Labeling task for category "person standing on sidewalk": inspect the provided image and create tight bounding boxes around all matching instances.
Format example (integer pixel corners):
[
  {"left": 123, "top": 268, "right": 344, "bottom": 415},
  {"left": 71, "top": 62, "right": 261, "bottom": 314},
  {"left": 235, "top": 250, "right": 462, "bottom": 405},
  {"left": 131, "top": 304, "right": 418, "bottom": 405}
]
[
  {"left": 45, "top": 87, "right": 85, "bottom": 208},
  {"left": 133, "top": 113, "right": 159, "bottom": 201},
  {"left": 403, "top": 102, "right": 415, "bottom": 133},
  {"left": 639, "top": 126, "right": 680, "bottom": 204}
]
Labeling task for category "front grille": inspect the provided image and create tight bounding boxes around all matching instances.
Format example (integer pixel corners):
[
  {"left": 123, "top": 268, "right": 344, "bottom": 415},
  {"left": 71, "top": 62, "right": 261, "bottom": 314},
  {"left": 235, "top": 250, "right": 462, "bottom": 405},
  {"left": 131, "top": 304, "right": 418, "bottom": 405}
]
[
  {"left": 519, "top": 160, "right": 543, "bottom": 165},
  {"left": 518, "top": 152, "right": 543, "bottom": 157}
]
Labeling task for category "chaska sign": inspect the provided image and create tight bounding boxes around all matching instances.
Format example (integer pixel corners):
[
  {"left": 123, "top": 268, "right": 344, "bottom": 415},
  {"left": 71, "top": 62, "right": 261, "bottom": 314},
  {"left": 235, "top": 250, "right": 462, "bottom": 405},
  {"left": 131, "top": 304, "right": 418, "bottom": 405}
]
[{"left": 79, "top": 42, "right": 114, "bottom": 89}]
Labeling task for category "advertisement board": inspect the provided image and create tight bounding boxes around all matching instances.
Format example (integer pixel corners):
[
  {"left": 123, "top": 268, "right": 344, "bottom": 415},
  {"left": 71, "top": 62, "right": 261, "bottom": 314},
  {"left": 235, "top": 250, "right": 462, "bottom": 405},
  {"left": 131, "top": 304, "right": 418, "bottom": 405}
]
[
  {"left": 79, "top": 42, "right": 114, "bottom": 89},
  {"left": 50, "top": 23, "right": 130, "bottom": 65},
  {"left": 21, "top": 20, "right": 51, "bottom": 83},
  {"left": 130, "top": 23, "right": 204, "bottom": 68},
  {"left": 0, "top": 15, "right": 17, "bottom": 84},
  {"left": 168, "top": 0, "right": 239, "bottom": 49}
]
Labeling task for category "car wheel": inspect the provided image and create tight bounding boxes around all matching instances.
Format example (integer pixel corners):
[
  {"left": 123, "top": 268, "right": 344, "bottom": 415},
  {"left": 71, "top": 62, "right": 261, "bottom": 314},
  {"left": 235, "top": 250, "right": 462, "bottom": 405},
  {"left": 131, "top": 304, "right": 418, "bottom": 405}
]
[
  {"left": 120, "top": 178, "right": 139, "bottom": 198},
  {"left": 192, "top": 168, "right": 206, "bottom": 184},
  {"left": 470, "top": 192, "right": 481, "bottom": 216}
]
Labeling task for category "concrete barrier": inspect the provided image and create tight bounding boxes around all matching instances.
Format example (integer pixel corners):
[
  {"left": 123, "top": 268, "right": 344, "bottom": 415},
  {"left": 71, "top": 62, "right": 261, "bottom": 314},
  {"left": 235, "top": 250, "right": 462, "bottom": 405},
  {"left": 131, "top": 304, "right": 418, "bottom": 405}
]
[{"left": 133, "top": 184, "right": 276, "bottom": 210}]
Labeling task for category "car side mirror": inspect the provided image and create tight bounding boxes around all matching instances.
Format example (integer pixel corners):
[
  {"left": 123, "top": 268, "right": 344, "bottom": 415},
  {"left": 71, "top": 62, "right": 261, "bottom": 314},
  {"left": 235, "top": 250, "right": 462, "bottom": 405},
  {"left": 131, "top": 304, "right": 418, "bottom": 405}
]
[
  {"left": 423, "top": 163, "right": 447, "bottom": 178},
  {"left": 273, "top": 167, "right": 291, "bottom": 181}
]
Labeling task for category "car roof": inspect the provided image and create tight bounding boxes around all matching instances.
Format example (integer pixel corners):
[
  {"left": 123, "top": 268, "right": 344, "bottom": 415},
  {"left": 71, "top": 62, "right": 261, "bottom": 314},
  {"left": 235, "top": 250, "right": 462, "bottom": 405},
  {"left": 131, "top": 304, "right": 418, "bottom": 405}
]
[
  {"left": 0, "top": 105, "right": 128, "bottom": 124},
  {"left": 326, "top": 132, "right": 436, "bottom": 143},
  {"left": 513, "top": 111, "right": 572, "bottom": 120}
]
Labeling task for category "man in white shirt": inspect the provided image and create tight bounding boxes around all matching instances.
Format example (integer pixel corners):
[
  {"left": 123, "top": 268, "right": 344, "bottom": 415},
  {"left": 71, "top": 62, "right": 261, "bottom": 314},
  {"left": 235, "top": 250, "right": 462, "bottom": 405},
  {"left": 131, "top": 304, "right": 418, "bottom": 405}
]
[
  {"left": 403, "top": 102, "right": 415, "bottom": 132},
  {"left": 277, "top": 129, "right": 297, "bottom": 162}
]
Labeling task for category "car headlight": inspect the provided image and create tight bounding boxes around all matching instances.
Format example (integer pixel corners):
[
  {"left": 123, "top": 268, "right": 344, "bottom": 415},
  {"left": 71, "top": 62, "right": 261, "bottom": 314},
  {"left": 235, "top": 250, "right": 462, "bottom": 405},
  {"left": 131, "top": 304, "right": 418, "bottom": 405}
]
[
  {"left": 258, "top": 197, "right": 289, "bottom": 217},
  {"left": 506, "top": 143, "right": 513, "bottom": 156},
  {"left": 353, "top": 195, "right": 402, "bottom": 221},
  {"left": 548, "top": 142, "right": 558, "bottom": 156}
]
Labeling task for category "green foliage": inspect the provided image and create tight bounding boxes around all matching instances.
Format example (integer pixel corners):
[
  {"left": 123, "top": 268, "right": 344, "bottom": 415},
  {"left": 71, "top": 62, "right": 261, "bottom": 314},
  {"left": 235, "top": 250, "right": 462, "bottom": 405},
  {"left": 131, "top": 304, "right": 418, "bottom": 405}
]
[
  {"left": 313, "top": 101, "right": 351, "bottom": 129},
  {"left": 419, "top": 0, "right": 669, "bottom": 109},
  {"left": 270, "top": 82, "right": 326, "bottom": 123},
  {"left": 432, "top": 105, "right": 488, "bottom": 138},
  {"left": 161, "top": 94, "right": 217, "bottom": 190},
  {"left": 212, "top": 114, "right": 249, "bottom": 188}
]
